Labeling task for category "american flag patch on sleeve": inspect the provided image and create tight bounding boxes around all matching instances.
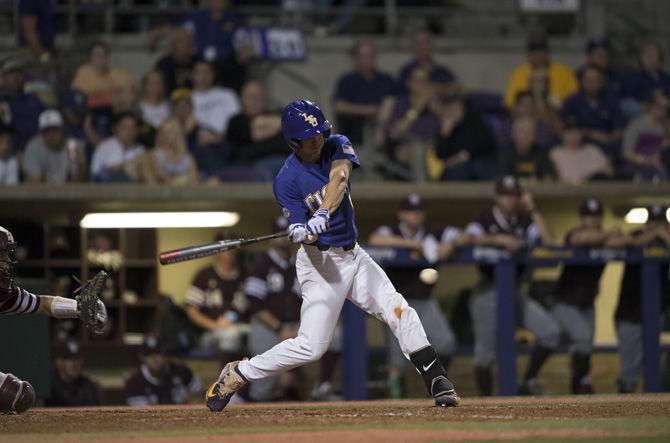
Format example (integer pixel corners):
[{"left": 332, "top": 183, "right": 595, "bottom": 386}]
[{"left": 342, "top": 144, "right": 356, "bottom": 155}]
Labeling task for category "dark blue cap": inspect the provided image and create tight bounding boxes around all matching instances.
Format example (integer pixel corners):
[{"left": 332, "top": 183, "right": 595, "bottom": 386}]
[{"left": 62, "top": 89, "right": 87, "bottom": 112}]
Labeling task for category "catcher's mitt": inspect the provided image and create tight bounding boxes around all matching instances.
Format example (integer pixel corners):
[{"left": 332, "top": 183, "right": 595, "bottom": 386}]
[{"left": 73, "top": 271, "right": 109, "bottom": 334}]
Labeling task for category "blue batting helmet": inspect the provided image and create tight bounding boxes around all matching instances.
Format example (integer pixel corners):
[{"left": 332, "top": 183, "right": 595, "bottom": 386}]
[{"left": 281, "top": 100, "right": 331, "bottom": 149}]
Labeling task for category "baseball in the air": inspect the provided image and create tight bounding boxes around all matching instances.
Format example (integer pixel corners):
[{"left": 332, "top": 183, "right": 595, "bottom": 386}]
[{"left": 419, "top": 268, "right": 439, "bottom": 285}]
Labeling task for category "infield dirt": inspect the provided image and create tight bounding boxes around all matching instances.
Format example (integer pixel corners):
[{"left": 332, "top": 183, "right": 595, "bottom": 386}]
[{"left": 2, "top": 394, "right": 670, "bottom": 442}]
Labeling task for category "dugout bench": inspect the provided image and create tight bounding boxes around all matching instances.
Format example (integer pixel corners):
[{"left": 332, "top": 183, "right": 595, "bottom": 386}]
[{"left": 340, "top": 245, "right": 670, "bottom": 399}]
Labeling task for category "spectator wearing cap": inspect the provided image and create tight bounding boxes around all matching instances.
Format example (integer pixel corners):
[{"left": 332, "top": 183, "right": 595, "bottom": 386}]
[
  {"left": 61, "top": 89, "right": 101, "bottom": 158},
  {"left": 504, "top": 34, "right": 578, "bottom": 108},
  {"left": 148, "top": 117, "right": 199, "bottom": 185},
  {"left": 608, "top": 204, "right": 670, "bottom": 393},
  {"left": 1, "top": 58, "right": 44, "bottom": 151},
  {"left": 71, "top": 41, "right": 134, "bottom": 111},
  {"left": 500, "top": 116, "right": 554, "bottom": 180},
  {"left": 562, "top": 65, "right": 625, "bottom": 158},
  {"left": 18, "top": 0, "right": 54, "bottom": 60},
  {"left": 170, "top": 88, "right": 200, "bottom": 154},
  {"left": 396, "top": 29, "right": 459, "bottom": 96},
  {"left": 185, "top": 233, "right": 248, "bottom": 366},
  {"left": 549, "top": 120, "right": 613, "bottom": 184},
  {"left": 226, "top": 80, "right": 286, "bottom": 180},
  {"left": 426, "top": 93, "right": 497, "bottom": 181},
  {"left": 23, "top": 109, "right": 87, "bottom": 183},
  {"left": 332, "top": 40, "right": 396, "bottom": 145},
  {"left": 46, "top": 339, "right": 101, "bottom": 407},
  {"left": 182, "top": 0, "right": 250, "bottom": 92},
  {"left": 154, "top": 28, "right": 196, "bottom": 95},
  {"left": 576, "top": 37, "right": 625, "bottom": 96},
  {"left": 551, "top": 199, "right": 625, "bottom": 394},
  {"left": 624, "top": 42, "right": 670, "bottom": 104},
  {"left": 125, "top": 336, "right": 202, "bottom": 406},
  {"left": 244, "top": 216, "right": 342, "bottom": 402},
  {"left": 0, "top": 121, "right": 19, "bottom": 185},
  {"left": 464, "top": 176, "right": 558, "bottom": 396},
  {"left": 622, "top": 90, "right": 670, "bottom": 181},
  {"left": 90, "top": 112, "right": 153, "bottom": 183},
  {"left": 368, "top": 194, "right": 460, "bottom": 399}
]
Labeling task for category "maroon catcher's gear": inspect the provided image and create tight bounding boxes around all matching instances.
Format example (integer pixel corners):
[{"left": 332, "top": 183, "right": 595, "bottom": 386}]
[{"left": 0, "top": 373, "right": 35, "bottom": 414}]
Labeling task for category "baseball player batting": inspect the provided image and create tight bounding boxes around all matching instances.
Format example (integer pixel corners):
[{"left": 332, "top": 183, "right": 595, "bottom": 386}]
[{"left": 206, "top": 100, "right": 459, "bottom": 411}]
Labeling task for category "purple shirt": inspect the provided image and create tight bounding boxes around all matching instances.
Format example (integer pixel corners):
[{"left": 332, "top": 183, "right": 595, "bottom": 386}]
[
  {"left": 183, "top": 9, "right": 246, "bottom": 62},
  {"left": 333, "top": 70, "right": 395, "bottom": 105}
]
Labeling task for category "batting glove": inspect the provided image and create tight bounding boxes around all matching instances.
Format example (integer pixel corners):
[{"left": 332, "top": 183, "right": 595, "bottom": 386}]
[
  {"left": 288, "top": 223, "right": 308, "bottom": 243},
  {"left": 306, "top": 209, "right": 330, "bottom": 235}
]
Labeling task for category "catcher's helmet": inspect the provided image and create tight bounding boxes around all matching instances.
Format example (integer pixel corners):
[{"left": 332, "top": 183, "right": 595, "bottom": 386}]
[
  {"left": 0, "top": 226, "right": 17, "bottom": 290},
  {"left": 281, "top": 100, "right": 331, "bottom": 150}
]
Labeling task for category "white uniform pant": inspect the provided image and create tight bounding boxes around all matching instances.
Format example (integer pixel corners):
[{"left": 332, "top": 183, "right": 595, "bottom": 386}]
[{"left": 237, "top": 244, "right": 430, "bottom": 381}]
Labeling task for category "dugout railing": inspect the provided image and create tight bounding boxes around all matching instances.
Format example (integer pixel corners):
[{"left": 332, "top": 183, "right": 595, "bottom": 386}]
[{"left": 340, "top": 245, "right": 670, "bottom": 399}]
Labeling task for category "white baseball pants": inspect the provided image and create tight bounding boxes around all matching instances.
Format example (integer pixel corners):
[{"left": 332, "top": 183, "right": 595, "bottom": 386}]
[{"left": 237, "top": 243, "right": 430, "bottom": 381}]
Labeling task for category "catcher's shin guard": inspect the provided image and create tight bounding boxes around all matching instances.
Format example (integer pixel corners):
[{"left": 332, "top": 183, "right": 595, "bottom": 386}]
[
  {"left": 0, "top": 373, "right": 35, "bottom": 414},
  {"left": 206, "top": 360, "right": 248, "bottom": 412},
  {"left": 410, "top": 346, "right": 460, "bottom": 407}
]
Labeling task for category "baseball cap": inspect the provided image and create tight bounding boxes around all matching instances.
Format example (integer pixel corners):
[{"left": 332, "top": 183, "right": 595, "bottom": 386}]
[
  {"left": 494, "top": 175, "right": 522, "bottom": 196},
  {"left": 54, "top": 339, "right": 82, "bottom": 360},
  {"left": 272, "top": 215, "right": 289, "bottom": 233},
  {"left": 646, "top": 204, "right": 668, "bottom": 223},
  {"left": 579, "top": 198, "right": 603, "bottom": 216},
  {"left": 62, "top": 90, "right": 88, "bottom": 112},
  {"left": 1, "top": 58, "right": 24, "bottom": 75},
  {"left": 38, "top": 109, "right": 64, "bottom": 130},
  {"left": 170, "top": 88, "right": 192, "bottom": 103},
  {"left": 586, "top": 37, "right": 610, "bottom": 54},
  {"left": 399, "top": 193, "right": 424, "bottom": 211},
  {"left": 139, "top": 336, "right": 165, "bottom": 356}
]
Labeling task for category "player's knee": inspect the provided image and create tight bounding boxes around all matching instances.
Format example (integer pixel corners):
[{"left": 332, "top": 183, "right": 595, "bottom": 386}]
[
  {"left": 433, "top": 334, "right": 457, "bottom": 357},
  {"left": 0, "top": 373, "right": 35, "bottom": 414},
  {"left": 473, "top": 344, "right": 496, "bottom": 368},
  {"left": 537, "top": 325, "right": 561, "bottom": 349},
  {"left": 571, "top": 340, "right": 593, "bottom": 355}
]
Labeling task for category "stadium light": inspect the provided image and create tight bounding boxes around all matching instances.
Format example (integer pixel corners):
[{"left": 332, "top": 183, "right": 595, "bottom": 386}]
[
  {"left": 80, "top": 212, "right": 240, "bottom": 228},
  {"left": 624, "top": 207, "right": 670, "bottom": 224},
  {"left": 625, "top": 208, "right": 649, "bottom": 224}
]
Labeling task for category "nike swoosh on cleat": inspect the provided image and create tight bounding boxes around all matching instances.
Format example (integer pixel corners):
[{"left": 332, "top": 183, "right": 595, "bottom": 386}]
[
  {"left": 422, "top": 358, "right": 437, "bottom": 372},
  {"left": 207, "top": 383, "right": 219, "bottom": 398}
]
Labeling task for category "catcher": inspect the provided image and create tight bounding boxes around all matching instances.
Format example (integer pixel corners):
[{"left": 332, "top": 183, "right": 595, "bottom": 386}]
[{"left": 0, "top": 226, "right": 108, "bottom": 414}]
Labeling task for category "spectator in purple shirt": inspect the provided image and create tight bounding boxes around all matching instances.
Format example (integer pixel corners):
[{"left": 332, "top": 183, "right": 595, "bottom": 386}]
[
  {"left": 18, "top": 0, "right": 54, "bottom": 60},
  {"left": 0, "top": 58, "right": 44, "bottom": 151},
  {"left": 397, "top": 29, "right": 459, "bottom": 96},
  {"left": 183, "top": 0, "right": 250, "bottom": 92},
  {"left": 333, "top": 40, "right": 395, "bottom": 144},
  {"left": 562, "top": 65, "right": 624, "bottom": 159}
]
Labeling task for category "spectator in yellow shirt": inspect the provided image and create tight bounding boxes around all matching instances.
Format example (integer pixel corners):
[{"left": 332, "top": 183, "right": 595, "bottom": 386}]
[
  {"left": 72, "top": 41, "right": 134, "bottom": 111},
  {"left": 504, "top": 34, "right": 578, "bottom": 108}
]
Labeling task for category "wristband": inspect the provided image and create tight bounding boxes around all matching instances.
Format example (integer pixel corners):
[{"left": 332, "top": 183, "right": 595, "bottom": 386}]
[{"left": 52, "top": 296, "right": 78, "bottom": 319}]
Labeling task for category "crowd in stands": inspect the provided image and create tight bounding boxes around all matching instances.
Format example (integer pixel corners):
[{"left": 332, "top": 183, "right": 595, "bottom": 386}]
[{"left": 4, "top": 1, "right": 670, "bottom": 184}]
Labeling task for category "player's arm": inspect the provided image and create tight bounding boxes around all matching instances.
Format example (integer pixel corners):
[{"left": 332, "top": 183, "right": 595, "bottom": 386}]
[
  {"left": 20, "top": 15, "right": 46, "bottom": 58},
  {"left": 319, "top": 159, "right": 353, "bottom": 213},
  {"left": 521, "top": 192, "right": 554, "bottom": 246},
  {"left": 185, "top": 305, "right": 223, "bottom": 330},
  {"left": 255, "top": 309, "right": 283, "bottom": 333},
  {"left": 568, "top": 228, "right": 610, "bottom": 247},
  {"left": 463, "top": 223, "right": 520, "bottom": 252},
  {"left": 368, "top": 226, "right": 422, "bottom": 249}
]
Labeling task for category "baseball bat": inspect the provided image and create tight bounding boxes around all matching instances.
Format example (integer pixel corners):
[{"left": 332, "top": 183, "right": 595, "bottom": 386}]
[{"left": 159, "top": 231, "right": 289, "bottom": 265}]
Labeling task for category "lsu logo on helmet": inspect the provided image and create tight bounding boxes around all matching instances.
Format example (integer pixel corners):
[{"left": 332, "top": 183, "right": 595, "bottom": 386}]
[{"left": 301, "top": 113, "right": 318, "bottom": 127}]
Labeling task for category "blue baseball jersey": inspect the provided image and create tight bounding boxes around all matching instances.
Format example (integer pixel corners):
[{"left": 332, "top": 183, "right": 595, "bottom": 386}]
[{"left": 273, "top": 134, "right": 360, "bottom": 247}]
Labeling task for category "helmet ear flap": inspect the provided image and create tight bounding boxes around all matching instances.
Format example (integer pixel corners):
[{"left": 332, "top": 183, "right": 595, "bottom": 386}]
[
  {"left": 289, "top": 139, "right": 301, "bottom": 150},
  {"left": 324, "top": 129, "right": 331, "bottom": 139}
]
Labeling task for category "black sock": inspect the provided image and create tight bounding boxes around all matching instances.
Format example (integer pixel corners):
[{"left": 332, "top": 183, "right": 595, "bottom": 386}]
[
  {"left": 318, "top": 351, "right": 340, "bottom": 384},
  {"left": 571, "top": 353, "right": 591, "bottom": 393},
  {"left": 475, "top": 366, "right": 493, "bottom": 396},
  {"left": 524, "top": 345, "right": 552, "bottom": 382},
  {"left": 409, "top": 346, "right": 450, "bottom": 396}
]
